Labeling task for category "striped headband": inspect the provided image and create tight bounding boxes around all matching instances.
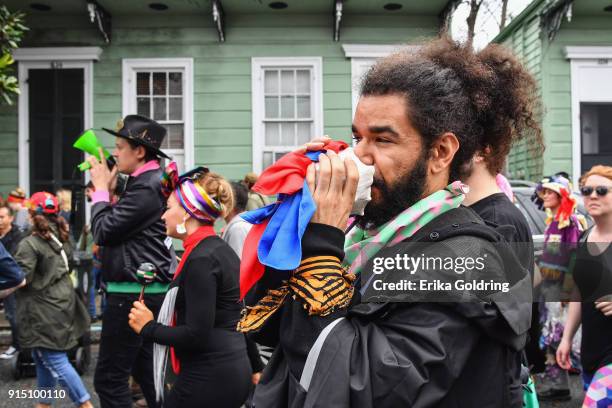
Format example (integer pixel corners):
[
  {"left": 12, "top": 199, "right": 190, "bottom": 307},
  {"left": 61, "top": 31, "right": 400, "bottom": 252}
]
[{"left": 161, "top": 162, "right": 222, "bottom": 223}]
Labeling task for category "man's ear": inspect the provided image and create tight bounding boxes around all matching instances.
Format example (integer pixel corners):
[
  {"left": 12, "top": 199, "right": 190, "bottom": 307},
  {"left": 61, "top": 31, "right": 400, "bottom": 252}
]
[
  {"left": 135, "top": 145, "right": 147, "bottom": 161},
  {"left": 428, "top": 132, "right": 459, "bottom": 176}
]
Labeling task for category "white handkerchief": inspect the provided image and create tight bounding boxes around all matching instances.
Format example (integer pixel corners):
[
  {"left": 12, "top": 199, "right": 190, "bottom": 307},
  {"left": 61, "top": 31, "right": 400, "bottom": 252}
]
[{"left": 338, "top": 147, "right": 375, "bottom": 216}]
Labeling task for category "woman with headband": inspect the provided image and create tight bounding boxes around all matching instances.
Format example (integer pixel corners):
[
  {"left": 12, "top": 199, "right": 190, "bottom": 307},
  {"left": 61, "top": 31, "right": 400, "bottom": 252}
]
[{"left": 128, "top": 163, "right": 251, "bottom": 407}]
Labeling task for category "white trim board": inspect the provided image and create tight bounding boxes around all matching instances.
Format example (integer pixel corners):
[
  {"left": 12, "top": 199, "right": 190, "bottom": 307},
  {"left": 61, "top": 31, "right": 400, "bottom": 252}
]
[
  {"left": 565, "top": 46, "right": 612, "bottom": 187},
  {"left": 14, "top": 47, "right": 102, "bottom": 62},
  {"left": 342, "top": 44, "right": 418, "bottom": 58},
  {"left": 251, "top": 57, "right": 324, "bottom": 173},
  {"left": 121, "top": 58, "right": 195, "bottom": 171},
  {"left": 565, "top": 46, "right": 612, "bottom": 60}
]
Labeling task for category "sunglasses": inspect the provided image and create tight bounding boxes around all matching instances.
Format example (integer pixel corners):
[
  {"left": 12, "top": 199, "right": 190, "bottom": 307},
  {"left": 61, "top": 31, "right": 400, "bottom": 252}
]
[{"left": 580, "top": 186, "right": 611, "bottom": 197}]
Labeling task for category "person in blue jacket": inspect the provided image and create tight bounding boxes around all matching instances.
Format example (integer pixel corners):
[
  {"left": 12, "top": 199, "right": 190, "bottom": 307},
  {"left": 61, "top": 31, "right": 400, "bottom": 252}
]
[{"left": 0, "top": 241, "right": 24, "bottom": 298}]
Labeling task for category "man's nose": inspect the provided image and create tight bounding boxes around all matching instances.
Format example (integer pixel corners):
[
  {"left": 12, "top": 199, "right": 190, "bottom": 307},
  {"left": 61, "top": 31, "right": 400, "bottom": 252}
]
[{"left": 354, "top": 141, "right": 374, "bottom": 166}]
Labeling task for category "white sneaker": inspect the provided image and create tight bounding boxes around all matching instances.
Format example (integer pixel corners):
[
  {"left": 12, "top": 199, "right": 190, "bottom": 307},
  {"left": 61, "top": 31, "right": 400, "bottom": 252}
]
[{"left": 0, "top": 346, "right": 17, "bottom": 359}]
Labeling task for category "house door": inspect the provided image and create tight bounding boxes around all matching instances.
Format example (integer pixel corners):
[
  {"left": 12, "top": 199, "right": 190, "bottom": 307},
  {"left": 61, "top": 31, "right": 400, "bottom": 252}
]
[
  {"left": 28, "top": 68, "right": 85, "bottom": 235},
  {"left": 580, "top": 103, "right": 612, "bottom": 173}
]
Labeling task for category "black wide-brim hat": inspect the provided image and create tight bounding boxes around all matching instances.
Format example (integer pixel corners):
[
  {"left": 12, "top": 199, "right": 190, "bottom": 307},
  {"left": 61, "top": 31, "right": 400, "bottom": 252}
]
[{"left": 103, "top": 115, "right": 171, "bottom": 159}]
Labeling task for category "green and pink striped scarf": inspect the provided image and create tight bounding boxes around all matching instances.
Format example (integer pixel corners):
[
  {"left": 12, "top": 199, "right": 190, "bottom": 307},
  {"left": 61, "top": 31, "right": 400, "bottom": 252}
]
[{"left": 344, "top": 181, "right": 469, "bottom": 275}]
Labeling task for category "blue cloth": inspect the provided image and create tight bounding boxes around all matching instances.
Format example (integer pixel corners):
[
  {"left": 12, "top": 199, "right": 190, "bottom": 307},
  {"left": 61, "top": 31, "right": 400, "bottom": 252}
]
[
  {"left": 239, "top": 150, "right": 328, "bottom": 271},
  {"left": 241, "top": 180, "right": 316, "bottom": 271},
  {"left": 0, "top": 242, "right": 24, "bottom": 290},
  {"left": 32, "top": 348, "right": 91, "bottom": 405}
]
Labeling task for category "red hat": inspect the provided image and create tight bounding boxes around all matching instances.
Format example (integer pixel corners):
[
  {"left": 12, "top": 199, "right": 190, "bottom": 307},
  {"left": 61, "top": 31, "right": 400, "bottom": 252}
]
[{"left": 28, "top": 192, "right": 59, "bottom": 215}]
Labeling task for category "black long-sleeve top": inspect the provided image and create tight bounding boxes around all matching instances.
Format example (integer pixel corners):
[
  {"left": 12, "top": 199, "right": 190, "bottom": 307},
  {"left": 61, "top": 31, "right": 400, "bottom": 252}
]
[{"left": 141, "top": 236, "right": 246, "bottom": 362}]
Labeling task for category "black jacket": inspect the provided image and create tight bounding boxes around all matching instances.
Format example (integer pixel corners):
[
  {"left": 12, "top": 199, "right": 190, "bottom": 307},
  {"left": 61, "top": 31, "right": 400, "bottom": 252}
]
[
  {"left": 0, "top": 224, "right": 27, "bottom": 256},
  {"left": 91, "top": 167, "right": 174, "bottom": 284},
  {"left": 250, "top": 206, "right": 532, "bottom": 408}
]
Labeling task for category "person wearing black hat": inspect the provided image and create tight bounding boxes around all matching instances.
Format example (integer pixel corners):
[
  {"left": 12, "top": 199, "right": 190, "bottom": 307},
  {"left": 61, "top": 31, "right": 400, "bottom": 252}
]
[{"left": 88, "top": 115, "right": 175, "bottom": 408}]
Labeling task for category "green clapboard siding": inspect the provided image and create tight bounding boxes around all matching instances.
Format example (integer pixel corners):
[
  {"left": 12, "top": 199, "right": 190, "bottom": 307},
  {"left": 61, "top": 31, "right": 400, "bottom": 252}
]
[
  {"left": 500, "top": 4, "right": 612, "bottom": 182},
  {"left": 0, "top": 11, "right": 440, "bottom": 192},
  {"left": 540, "top": 14, "right": 612, "bottom": 178},
  {"left": 500, "top": 6, "right": 544, "bottom": 183}
]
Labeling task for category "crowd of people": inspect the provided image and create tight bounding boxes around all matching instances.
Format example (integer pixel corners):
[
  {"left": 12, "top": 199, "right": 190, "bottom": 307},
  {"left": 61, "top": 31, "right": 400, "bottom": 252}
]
[{"left": 0, "top": 36, "right": 610, "bottom": 408}]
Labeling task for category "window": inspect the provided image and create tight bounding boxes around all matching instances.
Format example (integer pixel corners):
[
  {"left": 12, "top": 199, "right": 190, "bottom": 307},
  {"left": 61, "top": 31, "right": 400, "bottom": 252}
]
[
  {"left": 252, "top": 57, "right": 323, "bottom": 173},
  {"left": 122, "top": 59, "right": 193, "bottom": 172}
]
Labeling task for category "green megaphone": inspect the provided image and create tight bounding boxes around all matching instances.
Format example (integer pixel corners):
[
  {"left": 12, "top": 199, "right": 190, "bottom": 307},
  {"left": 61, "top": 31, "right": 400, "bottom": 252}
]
[{"left": 73, "top": 129, "right": 115, "bottom": 171}]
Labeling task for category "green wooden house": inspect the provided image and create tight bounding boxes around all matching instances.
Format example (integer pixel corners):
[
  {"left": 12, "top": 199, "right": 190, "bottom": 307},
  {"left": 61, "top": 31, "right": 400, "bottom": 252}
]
[
  {"left": 0, "top": 0, "right": 455, "bottom": 199},
  {"left": 493, "top": 0, "right": 612, "bottom": 186}
]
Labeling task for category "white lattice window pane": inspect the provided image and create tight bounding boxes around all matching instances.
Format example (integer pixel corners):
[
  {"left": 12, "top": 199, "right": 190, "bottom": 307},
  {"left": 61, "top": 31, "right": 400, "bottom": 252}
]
[
  {"left": 153, "top": 97, "right": 167, "bottom": 120},
  {"left": 166, "top": 124, "right": 184, "bottom": 149},
  {"left": 297, "top": 122, "right": 311, "bottom": 145},
  {"left": 169, "top": 97, "right": 182, "bottom": 121},
  {"left": 153, "top": 72, "right": 166, "bottom": 95},
  {"left": 280, "top": 122, "right": 296, "bottom": 145},
  {"left": 281, "top": 70, "right": 294, "bottom": 94},
  {"left": 296, "top": 96, "right": 310, "bottom": 118},
  {"left": 264, "top": 70, "right": 279, "bottom": 94},
  {"left": 275, "top": 152, "right": 289, "bottom": 162},
  {"left": 263, "top": 151, "right": 274, "bottom": 169},
  {"left": 280, "top": 96, "right": 295, "bottom": 118},
  {"left": 169, "top": 72, "right": 182, "bottom": 95},
  {"left": 265, "top": 123, "right": 281, "bottom": 146},
  {"left": 296, "top": 70, "right": 310, "bottom": 94},
  {"left": 137, "top": 97, "right": 150, "bottom": 117},
  {"left": 265, "top": 96, "right": 279, "bottom": 118},
  {"left": 137, "top": 72, "right": 150, "bottom": 95}
]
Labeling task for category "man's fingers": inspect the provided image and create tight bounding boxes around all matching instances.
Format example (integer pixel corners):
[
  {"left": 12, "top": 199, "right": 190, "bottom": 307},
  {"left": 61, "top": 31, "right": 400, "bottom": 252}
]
[
  {"left": 327, "top": 151, "right": 345, "bottom": 196},
  {"left": 98, "top": 147, "right": 105, "bottom": 163},
  {"left": 316, "top": 153, "right": 331, "bottom": 196},
  {"left": 306, "top": 163, "right": 316, "bottom": 194},
  {"left": 87, "top": 155, "right": 99, "bottom": 168},
  {"left": 343, "top": 158, "right": 359, "bottom": 202}
]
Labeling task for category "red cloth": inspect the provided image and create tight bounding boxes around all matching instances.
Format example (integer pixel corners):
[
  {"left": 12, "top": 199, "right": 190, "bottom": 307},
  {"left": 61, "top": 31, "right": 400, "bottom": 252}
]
[
  {"left": 251, "top": 140, "right": 348, "bottom": 196},
  {"left": 239, "top": 219, "right": 269, "bottom": 299},
  {"left": 239, "top": 140, "right": 348, "bottom": 299},
  {"left": 170, "top": 224, "right": 216, "bottom": 374}
]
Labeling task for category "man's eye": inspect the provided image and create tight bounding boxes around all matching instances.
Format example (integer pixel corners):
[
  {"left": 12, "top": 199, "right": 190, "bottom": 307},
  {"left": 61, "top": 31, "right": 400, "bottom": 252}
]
[{"left": 351, "top": 135, "right": 361, "bottom": 144}]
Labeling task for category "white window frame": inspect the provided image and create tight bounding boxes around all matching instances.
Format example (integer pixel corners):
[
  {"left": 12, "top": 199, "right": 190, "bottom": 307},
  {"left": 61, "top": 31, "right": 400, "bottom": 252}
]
[
  {"left": 122, "top": 58, "right": 194, "bottom": 171},
  {"left": 13, "top": 47, "right": 101, "bottom": 196},
  {"left": 251, "top": 57, "right": 323, "bottom": 173},
  {"left": 342, "top": 44, "right": 418, "bottom": 117},
  {"left": 565, "top": 46, "right": 612, "bottom": 187}
]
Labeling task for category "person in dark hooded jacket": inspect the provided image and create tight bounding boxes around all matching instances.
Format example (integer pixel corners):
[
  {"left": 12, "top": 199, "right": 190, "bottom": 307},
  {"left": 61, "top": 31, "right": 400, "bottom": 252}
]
[{"left": 239, "top": 37, "right": 538, "bottom": 408}]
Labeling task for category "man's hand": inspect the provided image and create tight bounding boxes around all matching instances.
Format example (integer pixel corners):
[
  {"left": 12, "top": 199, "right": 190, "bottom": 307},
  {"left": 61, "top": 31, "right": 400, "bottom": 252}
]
[
  {"left": 88, "top": 147, "right": 118, "bottom": 192},
  {"left": 306, "top": 150, "right": 358, "bottom": 230},
  {"left": 128, "top": 300, "right": 154, "bottom": 334},
  {"left": 296, "top": 135, "right": 331, "bottom": 154},
  {"left": 595, "top": 301, "right": 612, "bottom": 317},
  {"left": 252, "top": 372, "right": 262, "bottom": 385}
]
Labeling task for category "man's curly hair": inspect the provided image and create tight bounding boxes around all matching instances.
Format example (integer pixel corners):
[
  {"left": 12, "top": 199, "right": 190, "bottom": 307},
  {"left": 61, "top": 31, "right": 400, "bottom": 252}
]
[{"left": 360, "top": 36, "right": 543, "bottom": 181}]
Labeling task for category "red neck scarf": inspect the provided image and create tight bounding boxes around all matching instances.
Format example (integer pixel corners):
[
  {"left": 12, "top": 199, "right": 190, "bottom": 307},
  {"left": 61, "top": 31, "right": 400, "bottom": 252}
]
[{"left": 170, "top": 224, "right": 216, "bottom": 373}]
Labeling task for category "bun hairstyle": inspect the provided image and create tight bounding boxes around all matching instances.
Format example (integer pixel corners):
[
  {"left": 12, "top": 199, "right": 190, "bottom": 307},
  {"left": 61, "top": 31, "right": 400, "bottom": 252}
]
[
  {"left": 196, "top": 172, "right": 235, "bottom": 218},
  {"left": 360, "top": 36, "right": 542, "bottom": 180}
]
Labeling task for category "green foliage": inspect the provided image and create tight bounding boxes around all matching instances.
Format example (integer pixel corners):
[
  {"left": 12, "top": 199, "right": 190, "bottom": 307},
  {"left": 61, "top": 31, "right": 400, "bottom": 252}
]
[{"left": 0, "top": 6, "right": 28, "bottom": 106}]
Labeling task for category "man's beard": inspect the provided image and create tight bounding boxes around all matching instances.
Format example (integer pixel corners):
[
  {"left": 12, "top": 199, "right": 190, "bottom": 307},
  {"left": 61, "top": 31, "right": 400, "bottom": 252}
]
[{"left": 357, "top": 151, "right": 428, "bottom": 230}]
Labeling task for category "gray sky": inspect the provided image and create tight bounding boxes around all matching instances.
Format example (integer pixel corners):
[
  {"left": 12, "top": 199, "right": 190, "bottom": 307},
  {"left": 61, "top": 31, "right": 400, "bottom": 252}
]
[{"left": 451, "top": 0, "right": 533, "bottom": 48}]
